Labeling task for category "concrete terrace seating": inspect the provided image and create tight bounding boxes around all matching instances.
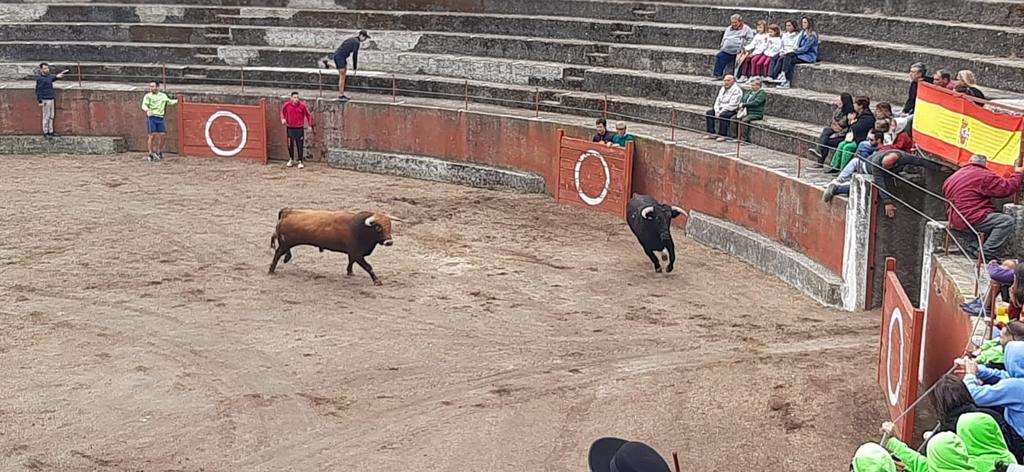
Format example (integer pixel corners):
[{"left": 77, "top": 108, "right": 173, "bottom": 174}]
[{"left": 1, "top": 0, "right": 1023, "bottom": 157}]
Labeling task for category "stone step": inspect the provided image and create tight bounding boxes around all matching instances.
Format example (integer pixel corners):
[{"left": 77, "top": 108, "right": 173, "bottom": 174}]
[
  {"left": 685, "top": 211, "right": 844, "bottom": 308},
  {"left": 0, "top": 135, "right": 128, "bottom": 155},
  {"left": 326, "top": 149, "right": 546, "bottom": 193}
]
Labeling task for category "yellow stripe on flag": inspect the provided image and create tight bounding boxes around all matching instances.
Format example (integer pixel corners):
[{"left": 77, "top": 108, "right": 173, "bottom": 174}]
[{"left": 914, "top": 100, "right": 1022, "bottom": 165}]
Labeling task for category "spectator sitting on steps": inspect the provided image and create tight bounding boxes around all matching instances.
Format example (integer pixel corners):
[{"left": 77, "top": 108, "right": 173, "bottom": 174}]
[
  {"left": 822, "top": 131, "right": 883, "bottom": 203},
  {"left": 880, "top": 117, "right": 915, "bottom": 153},
  {"left": 768, "top": 20, "right": 800, "bottom": 82},
  {"left": 942, "top": 154, "right": 1024, "bottom": 262},
  {"left": 713, "top": 14, "right": 754, "bottom": 81},
  {"left": 732, "top": 77, "right": 767, "bottom": 144},
  {"left": 775, "top": 16, "right": 819, "bottom": 89},
  {"left": 811, "top": 92, "right": 854, "bottom": 166},
  {"left": 823, "top": 96, "right": 877, "bottom": 171},
  {"left": 737, "top": 20, "right": 769, "bottom": 83},
  {"left": 760, "top": 24, "right": 783, "bottom": 81},
  {"left": 704, "top": 74, "right": 743, "bottom": 141},
  {"left": 935, "top": 69, "right": 956, "bottom": 91},
  {"left": 957, "top": 70, "right": 986, "bottom": 100},
  {"left": 874, "top": 102, "right": 896, "bottom": 144},
  {"left": 609, "top": 121, "right": 635, "bottom": 148},
  {"left": 593, "top": 118, "right": 614, "bottom": 143},
  {"left": 902, "top": 62, "right": 933, "bottom": 116}
]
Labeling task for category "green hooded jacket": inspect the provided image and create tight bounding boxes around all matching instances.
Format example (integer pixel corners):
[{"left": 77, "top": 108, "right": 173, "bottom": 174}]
[
  {"left": 976, "top": 339, "right": 1006, "bottom": 366},
  {"left": 957, "top": 412, "right": 1018, "bottom": 472},
  {"left": 888, "top": 432, "right": 978, "bottom": 472},
  {"left": 852, "top": 443, "right": 897, "bottom": 472}
]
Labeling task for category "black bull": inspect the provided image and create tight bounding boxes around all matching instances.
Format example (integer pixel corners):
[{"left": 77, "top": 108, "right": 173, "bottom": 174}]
[{"left": 626, "top": 193, "right": 687, "bottom": 272}]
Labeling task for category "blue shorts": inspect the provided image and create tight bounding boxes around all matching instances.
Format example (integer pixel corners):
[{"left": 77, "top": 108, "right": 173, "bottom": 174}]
[
  {"left": 333, "top": 53, "right": 350, "bottom": 70},
  {"left": 147, "top": 116, "right": 166, "bottom": 134}
]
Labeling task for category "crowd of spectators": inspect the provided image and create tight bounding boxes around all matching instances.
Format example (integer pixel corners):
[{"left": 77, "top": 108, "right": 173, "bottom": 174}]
[{"left": 714, "top": 15, "right": 817, "bottom": 89}]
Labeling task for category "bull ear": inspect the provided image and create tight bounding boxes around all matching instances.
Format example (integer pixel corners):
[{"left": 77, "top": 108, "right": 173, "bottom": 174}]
[
  {"left": 670, "top": 206, "right": 688, "bottom": 219},
  {"left": 364, "top": 215, "right": 377, "bottom": 227},
  {"left": 641, "top": 206, "right": 655, "bottom": 220}
]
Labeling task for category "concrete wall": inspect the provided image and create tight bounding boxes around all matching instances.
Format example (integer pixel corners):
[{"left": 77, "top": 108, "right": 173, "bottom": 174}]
[{"left": 0, "top": 86, "right": 849, "bottom": 292}]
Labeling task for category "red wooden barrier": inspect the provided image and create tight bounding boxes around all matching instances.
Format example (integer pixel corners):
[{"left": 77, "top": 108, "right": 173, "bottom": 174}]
[
  {"left": 554, "top": 129, "right": 633, "bottom": 218},
  {"left": 879, "top": 257, "right": 925, "bottom": 442},
  {"left": 177, "top": 97, "right": 268, "bottom": 163}
]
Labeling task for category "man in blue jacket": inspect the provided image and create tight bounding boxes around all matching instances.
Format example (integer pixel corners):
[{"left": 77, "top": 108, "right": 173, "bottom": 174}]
[
  {"left": 963, "top": 341, "right": 1024, "bottom": 440},
  {"left": 35, "top": 63, "right": 69, "bottom": 138}
]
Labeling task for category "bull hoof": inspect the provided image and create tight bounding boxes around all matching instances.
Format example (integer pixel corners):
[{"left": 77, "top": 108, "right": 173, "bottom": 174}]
[
  {"left": 666, "top": 265, "right": 674, "bottom": 273},
  {"left": 655, "top": 267, "right": 662, "bottom": 273},
  {"left": 373, "top": 279, "right": 383, "bottom": 286},
  {"left": 346, "top": 272, "right": 354, "bottom": 277}
]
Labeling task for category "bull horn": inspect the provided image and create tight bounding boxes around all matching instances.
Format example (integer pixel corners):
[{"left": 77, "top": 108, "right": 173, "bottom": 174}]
[
  {"left": 641, "top": 206, "right": 655, "bottom": 219},
  {"left": 671, "top": 206, "right": 688, "bottom": 217},
  {"left": 390, "top": 216, "right": 405, "bottom": 223},
  {"left": 364, "top": 215, "right": 377, "bottom": 227}
]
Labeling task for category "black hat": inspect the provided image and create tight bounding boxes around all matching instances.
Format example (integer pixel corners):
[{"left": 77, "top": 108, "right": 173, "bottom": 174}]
[
  {"left": 358, "top": 30, "right": 370, "bottom": 39},
  {"left": 588, "top": 437, "right": 672, "bottom": 472}
]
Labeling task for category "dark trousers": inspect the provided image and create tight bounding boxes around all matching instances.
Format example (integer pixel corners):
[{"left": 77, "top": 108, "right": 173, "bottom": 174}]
[
  {"left": 713, "top": 51, "right": 736, "bottom": 78},
  {"left": 287, "top": 127, "right": 305, "bottom": 161},
  {"left": 706, "top": 109, "right": 737, "bottom": 136},
  {"left": 768, "top": 56, "right": 784, "bottom": 79},
  {"left": 817, "top": 127, "right": 841, "bottom": 164},
  {"left": 735, "top": 116, "right": 760, "bottom": 141},
  {"left": 780, "top": 53, "right": 809, "bottom": 82},
  {"left": 954, "top": 212, "right": 1016, "bottom": 261}
]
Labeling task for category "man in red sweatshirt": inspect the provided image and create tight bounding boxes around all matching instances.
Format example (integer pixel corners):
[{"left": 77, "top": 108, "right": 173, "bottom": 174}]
[
  {"left": 943, "top": 154, "right": 1024, "bottom": 261},
  {"left": 281, "top": 91, "right": 314, "bottom": 169}
]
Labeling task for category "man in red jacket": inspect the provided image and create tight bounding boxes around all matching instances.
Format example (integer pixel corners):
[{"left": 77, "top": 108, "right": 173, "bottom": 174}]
[
  {"left": 281, "top": 91, "right": 314, "bottom": 169},
  {"left": 943, "top": 154, "right": 1024, "bottom": 261}
]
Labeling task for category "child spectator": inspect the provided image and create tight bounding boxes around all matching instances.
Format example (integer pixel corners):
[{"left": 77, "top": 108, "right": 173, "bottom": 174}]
[
  {"left": 704, "top": 75, "right": 743, "bottom": 141},
  {"left": 850, "top": 443, "right": 897, "bottom": 472},
  {"left": 732, "top": 77, "right": 766, "bottom": 143},
  {"left": 882, "top": 430, "right": 975, "bottom": 472},
  {"left": 759, "top": 24, "right": 782, "bottom": 80},
  {"left": 925, "top": 374, "right": 1024, "bottom": 462},
  {"left": 737, "top": 20, "right": 769, "bottom": 82},
  {"left": 777, "top": 16, "right": 819, "bottom": 89},
  {"left": 769, "top": 20, "right": 800, "bottom": 81},
  {"left": 958, "top": 413, "right": 1020, "bottom": 471},
  {"left": 593, "top": 118, "right": 614, "bottom": 143},
  {"left": 280, "top": 91, "right": 314, "bottom": 169},
  {"left": 35, "top": 63, "right": 69, "bottom": 138},
  {"left": 812, "top": 93, "right": 854, "bottom": 165},
  {"left": 957, "top": 70, "right": 986, "bottom": 100},
  {"left": 989, "top": 262, "right": 1024, "bottom": 320},
  {"left": 829, "top": 131, "right": 858, "bottom": 173},
  {"left": 973, "top": 321, "right": 1024, "bottom": 371},
  {"left": 609, "top": 121, "right": 634, "bottom": 147},
  {"left": 962, "top": 342, "right": 1024, "bottom": 440},
  {"left": 874, "top": 102, "right": 896, "bottom": 144},
  {"left": 713, "top": 14, "right": 754, "bottom": 80}
]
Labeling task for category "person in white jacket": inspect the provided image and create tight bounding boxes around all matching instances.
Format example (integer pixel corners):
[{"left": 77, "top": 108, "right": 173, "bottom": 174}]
[
  {"left": 737, "top": 20, "right": 768, "bottom": 82},
  {"left": 705, "top": 75, "right": 743, "bottom": 141},
  {"left": 769, "top": 20, "right": 800, "bottom": 81},
  {"left": 754, "top": 24, "right": 783, "bottom": 80}
]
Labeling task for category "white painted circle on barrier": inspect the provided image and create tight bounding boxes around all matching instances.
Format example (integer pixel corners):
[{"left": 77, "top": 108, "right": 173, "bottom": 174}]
[
  {"left": 886, "top": 307, "right": 906, "bottom": 407},
  {"left": 574, "top": 150, "right": 611, "bottom": 206},
  {"left": 204, "top": 111, "right": 248, "bottom": 157}
]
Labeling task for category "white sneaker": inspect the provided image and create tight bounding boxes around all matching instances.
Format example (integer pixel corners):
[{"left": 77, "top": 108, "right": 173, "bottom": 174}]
[
  {"left": 286, "top": 159, "right": 295, "bottom": 167},
  {"left": 737, "top": 76, "right": 749, "bottom": 83},
  {"left": 297, "top": 161, "right": 305, "bottom": 169},
  {"left": 778, "top": 81, "right": 791, "bottom": 89}
]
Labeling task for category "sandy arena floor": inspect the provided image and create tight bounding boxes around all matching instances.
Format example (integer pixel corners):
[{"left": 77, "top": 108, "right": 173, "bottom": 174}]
[{"left": 0, "top": 154, "right": 886, "bottom": 472}]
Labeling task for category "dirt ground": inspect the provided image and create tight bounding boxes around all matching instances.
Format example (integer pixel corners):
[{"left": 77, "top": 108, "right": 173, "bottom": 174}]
[{"left": 0, "top": 153, "right": 886, "bottom": 472}]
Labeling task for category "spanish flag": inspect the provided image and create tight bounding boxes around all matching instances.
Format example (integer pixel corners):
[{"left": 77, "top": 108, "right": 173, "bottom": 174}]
[{"left": 913, "top": 82, "right": 1023, "bottom": 177}]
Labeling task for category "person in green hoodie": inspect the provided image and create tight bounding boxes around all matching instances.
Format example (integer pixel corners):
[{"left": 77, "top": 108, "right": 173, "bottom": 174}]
[
  {"left": 958, "top": 412, "right": 1019, "bottom": 472},
  {"left": 852, "top": 442, "right": 897, "bottom": 472},
  {"left": 884, "top": 424, "right": 987, "bottom": 472},
  {"left": 732, "top": 77, "right": 767, "bottom": 143}
]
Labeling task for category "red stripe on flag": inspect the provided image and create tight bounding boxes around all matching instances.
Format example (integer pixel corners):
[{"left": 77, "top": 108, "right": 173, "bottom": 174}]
[
  {"left": 918, "top": 82, "right": 1023, "bottom": 132},
  {"left": 913, "top": 132, "right": 966, "bottom": 166}
]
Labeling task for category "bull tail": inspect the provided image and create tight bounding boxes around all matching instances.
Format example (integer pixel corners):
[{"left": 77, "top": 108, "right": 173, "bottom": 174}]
[{"left": 270, "top": 233, "right": 278, "bottom": 250}]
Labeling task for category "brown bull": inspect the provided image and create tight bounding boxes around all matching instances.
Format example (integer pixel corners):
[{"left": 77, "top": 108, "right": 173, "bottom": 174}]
[{"left": 269, "top": 208, "right": 394, "bottom": 285}]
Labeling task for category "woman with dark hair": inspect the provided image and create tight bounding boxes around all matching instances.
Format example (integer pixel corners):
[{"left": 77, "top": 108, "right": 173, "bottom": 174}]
[
  {"left": 769, "top": 20, "right": 800, "bottom": 81},
  {"left": 812, "top": 93, "right": 854, "bottom": 166},
  {"left": 924, "top": 374, "right": 1024, "bottom": 462},
  {"left": 777, "top": 16, "right": 819, "bottom": 89}
]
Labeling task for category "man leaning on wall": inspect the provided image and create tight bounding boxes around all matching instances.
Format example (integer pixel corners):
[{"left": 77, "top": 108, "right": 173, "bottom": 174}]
[{"left": 943, "top": 154, "right": 1024, "bottom": 262}]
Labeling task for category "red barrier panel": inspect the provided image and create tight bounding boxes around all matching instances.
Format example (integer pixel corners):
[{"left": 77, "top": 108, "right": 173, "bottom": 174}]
[
  {"left": 177, "top": 97, "right": 267, "bottom": 163},
  {"left": 922, "top": 261, "right": 975, "bottom": 387},
  {"left": 879, "top": 258, "right": 925, "bottom": 442},
  {"left": 555, "top": 130, "right": 634, "bottom": 218}
]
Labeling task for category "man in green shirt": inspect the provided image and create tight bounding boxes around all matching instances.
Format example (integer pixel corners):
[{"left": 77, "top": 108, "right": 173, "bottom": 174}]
[
  {"left": 609, "top": 121, "right": 635, "bottom": 148},
  {"left": 141, "top": 82, "right": 178, "bottom": 161}
]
